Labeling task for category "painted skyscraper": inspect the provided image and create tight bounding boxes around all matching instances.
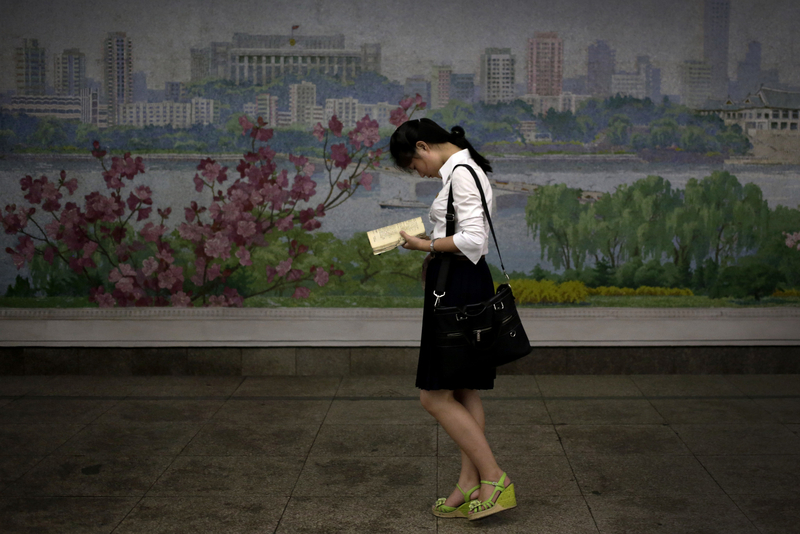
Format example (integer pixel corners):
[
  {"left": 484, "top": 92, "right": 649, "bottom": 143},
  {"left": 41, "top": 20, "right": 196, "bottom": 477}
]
[
  {"left": 15, "top": 39, "right": 46, "bottom": 95},
  {"left": 481, "top": 48, "right": 516, "bottom": 105},
  {"left": 527, "top": 32, "right": 563, "bottom": 96},
  {"left": 430, "top": 65, "right": 452, "bottom": 109},
  {"left": 54, "top": 49, "right": 86, "bottom": 96},
  {"left": 103, "top": 32, "right": 133, "bottom": 126},
  {"left": 704, "top": 0, "right": 731, "bottom": 100},
  {"left": 587, "top": 40, "right": 615, "bottom": 98}
]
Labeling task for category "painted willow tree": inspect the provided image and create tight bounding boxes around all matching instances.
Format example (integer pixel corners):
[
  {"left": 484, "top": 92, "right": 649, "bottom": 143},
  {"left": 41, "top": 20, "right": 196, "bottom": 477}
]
[{"left": 524, "top": 171, "right": 770, "bottom": 278}]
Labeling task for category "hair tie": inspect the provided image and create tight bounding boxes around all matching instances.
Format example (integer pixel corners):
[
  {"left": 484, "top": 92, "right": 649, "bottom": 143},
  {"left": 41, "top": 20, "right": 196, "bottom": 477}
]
[{"left": 450, "top": 126, "right": 465, "bottom": 141}]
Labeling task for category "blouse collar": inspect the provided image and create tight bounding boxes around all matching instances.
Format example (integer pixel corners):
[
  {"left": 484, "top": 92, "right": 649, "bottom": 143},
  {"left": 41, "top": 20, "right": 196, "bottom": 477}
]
[{"left": 438, "top": 149, "right": 471, "bottom": 183}]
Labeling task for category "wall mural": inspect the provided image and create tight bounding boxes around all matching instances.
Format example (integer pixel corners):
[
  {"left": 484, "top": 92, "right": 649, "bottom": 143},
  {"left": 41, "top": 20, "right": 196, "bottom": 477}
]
[{"left": 1, "top": 0, "right": 799, "bottom": 310}]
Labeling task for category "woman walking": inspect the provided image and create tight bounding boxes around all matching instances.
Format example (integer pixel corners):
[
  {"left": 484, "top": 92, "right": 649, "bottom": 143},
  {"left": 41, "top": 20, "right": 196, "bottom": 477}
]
[{"left": 390, "top": 118, "right": 516, "bottom": 521}]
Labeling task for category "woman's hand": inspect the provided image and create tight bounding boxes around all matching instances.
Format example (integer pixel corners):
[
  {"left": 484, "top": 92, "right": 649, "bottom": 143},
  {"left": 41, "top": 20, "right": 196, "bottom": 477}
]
[{"left": 400, "top": 231, "right": 428, "bottom": 252}]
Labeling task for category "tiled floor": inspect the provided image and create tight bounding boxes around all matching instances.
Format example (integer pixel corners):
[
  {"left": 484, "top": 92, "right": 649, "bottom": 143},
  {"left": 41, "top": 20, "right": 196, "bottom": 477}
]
[{"left": 0, "top": 374, "right": 798, "bottom": 533}]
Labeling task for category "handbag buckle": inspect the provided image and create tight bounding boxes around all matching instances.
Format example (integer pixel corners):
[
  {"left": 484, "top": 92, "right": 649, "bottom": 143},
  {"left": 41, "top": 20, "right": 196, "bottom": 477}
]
[
  {"left": 493, "top": 301, "right": 504, "bottom": 311},
  {"left": 433, "top": 291, "right": 445, "bottom": 307},
  {"left": 456, "top": 313, "right": 468, "bottom": 322}
]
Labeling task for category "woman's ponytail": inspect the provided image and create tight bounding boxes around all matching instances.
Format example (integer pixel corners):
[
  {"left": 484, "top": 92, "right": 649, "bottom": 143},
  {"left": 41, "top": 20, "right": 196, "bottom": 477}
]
[{"left": 449, "top": 126, "right": 492, "bottom": 174}]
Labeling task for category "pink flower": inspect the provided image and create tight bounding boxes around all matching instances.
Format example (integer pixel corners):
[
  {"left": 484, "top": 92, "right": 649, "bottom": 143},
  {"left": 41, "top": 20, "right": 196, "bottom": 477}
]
[
  {"left": 276, "top": 258, "right": 293, "bottom": 277},
  {"left": 292, "top": 286, "right": 311, "bottom": 299},
  {"left": 312, "top": 122, "right": 325, "bottom": 141},
  {"left": 291, "top": 174, "right": 316, "bottom": 202},
  {"left": 115, "top": 276, "right": 135, "bottom": 294},
  {"left": 252, "top": 127, "right": 273, "bottom": 143},
  {"left": 349, "top": 116, "right": 380, "bottom": 150},
  {"left": 399, "top": 96, "right": 414, "bottom": 111},
  {"left": 206, "top": 263, "right": 221, "bottom": 281},
  {"left": 141, "top": 222, "right": 165, "bottom": 243},
  {"left": 236, "top": 247, "right": 252, "bottom": 266},
  {"left": 119, "top": 263, "right": 136, "bottom": 277},
  {"left": 193, "top": 173, "right": 205, "bottom": 192},
  {"left": 199, "top": 159, "right": 228, "bottom": 184},
  {"left": 265, "top": 265, "right": 277, "bottom": 283},
  {"left": 414, "top": 93, "right": 427, "bottom": 110},
  {"left": 170, "top": 291, "right": 192, "bottom": 307},
  {"left": 64, "top": 178, "right": 78, "bottom": 195},
  {"left": 7, "top": 235, "right": 35, "bottom": 269},
  {"left": 83, "top": 241, "right": 98, "bottom": 258},
  {"left": 336, "top": 180, "right": 351, "bottom": 191},
  {"left": 331, "top": 144, "right": 351, "bottom": 169},
  {"left": 95, "top": 291, "right": 115, "bottom": 308},
  {"left": 390, "top": 108, "right": 409, "bottom": 127},
  {"left": 359, "top": 173, "right": 373, "bottom": 191},
  {"left": 204, "top": 234, "right": 231, "bottom": 259},
  {"left": 276, "top": 215, "right": 294, "bottom": 231},
  {"left": 207, "top": 295, "right": 227, "bottom": 307},
  {"left": 237, "top": 220, "right": 257, "bottom": 239},
  {"left": 223, "top": 287, "right": 244, "bottom": 307},
  {"left": 314, "top": 268, "right": 329, "bottom": 287},
  {"left": 142, "top": 256, "right": 159, "bottom": 276},
  {"left": 328, "top": 115, "right": 343, "bottom": 137},
  {"left": 286, "top": 268, "right": 303, "bottom": 282},
  {"left": 157, "top": 265, "right": 184, "bottom": 290},
  {"left": 239, "top": 115, "right": 254, "bottom": 135}
]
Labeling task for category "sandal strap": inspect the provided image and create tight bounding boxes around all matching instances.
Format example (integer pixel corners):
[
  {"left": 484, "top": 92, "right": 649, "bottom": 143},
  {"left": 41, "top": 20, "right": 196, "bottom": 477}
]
[
  {"left": 456, "top": 483, "right": 481, "bottom": 502},
  {"left": 477, "top": 472, "right": 509, "bottom": 507}
]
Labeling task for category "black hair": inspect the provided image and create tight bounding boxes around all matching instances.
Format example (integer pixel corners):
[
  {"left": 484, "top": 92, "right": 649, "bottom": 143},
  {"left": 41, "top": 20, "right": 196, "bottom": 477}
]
[{"left": 389, "top": 118, "right": 492, "bottom": 173}]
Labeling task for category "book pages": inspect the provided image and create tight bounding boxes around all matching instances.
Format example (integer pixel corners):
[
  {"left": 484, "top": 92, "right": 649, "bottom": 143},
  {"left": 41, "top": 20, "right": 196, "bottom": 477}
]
[{"left": 367, "top": 217, "right": 428, "bottom": 255}]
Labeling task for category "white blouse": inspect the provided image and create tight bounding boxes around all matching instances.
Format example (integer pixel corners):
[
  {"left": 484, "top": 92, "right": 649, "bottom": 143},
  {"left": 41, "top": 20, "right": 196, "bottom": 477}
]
[{"left": 429, "top": 149, "right": 493, "bottom": 264}]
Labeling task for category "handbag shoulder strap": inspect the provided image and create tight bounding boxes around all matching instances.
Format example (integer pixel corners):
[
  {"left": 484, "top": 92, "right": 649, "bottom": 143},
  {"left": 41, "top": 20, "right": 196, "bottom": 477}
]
[
  {"left": 452, "top": 164, "right": 509, "bottom": 279},
  {"left": 433, "top": 163, "right": 508, "bottom": 307}
]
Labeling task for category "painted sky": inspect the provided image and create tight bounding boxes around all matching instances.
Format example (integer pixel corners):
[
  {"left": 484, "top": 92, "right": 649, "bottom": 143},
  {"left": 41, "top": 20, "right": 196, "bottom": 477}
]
[{"left": 1, "top": 0, "right": 798, "bottom": 95}]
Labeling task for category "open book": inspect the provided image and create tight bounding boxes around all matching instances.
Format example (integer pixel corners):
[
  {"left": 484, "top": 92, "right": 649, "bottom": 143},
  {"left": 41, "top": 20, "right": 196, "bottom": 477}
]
[{"left": 367, "top": 217, "right": 428, "bottom": 255}]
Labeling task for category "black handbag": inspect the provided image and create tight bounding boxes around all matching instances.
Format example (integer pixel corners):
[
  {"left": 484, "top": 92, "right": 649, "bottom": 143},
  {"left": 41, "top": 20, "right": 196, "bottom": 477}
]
[{"left": 432, "top": 164, "right": 532, "bottom": 368}]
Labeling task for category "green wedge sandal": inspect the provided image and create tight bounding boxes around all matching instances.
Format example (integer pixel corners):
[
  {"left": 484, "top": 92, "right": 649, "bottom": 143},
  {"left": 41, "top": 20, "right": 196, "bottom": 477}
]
[
  {"left": 468, "top": 472, "right": 516, "bottom": 520},
  {"left": 431, "top": 483, "right": 481, "bottom": 518}
]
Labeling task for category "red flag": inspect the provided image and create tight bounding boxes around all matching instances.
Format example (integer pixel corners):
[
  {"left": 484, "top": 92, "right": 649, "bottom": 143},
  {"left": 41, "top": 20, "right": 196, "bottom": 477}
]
[{"left": 292, "top": 25, "right": 300, "bottom": 30}]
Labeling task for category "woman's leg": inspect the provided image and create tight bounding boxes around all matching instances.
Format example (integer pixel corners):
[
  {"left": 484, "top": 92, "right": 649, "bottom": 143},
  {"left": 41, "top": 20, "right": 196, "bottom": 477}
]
[
  {"left": 439, "top": 389, "right": 484, "bottom": 506},
  {"left": 421, "top": 389, "right": 510, "bottom": 505}
]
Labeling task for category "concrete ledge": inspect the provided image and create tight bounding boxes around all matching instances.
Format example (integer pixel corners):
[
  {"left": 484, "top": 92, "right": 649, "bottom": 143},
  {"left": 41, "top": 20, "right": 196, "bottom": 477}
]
[
  {"left": 1, "top": 307, "right": 799, "bottom": 347},
  {"left": 1, "top": 346, "right": 798, "bottom": 376}
]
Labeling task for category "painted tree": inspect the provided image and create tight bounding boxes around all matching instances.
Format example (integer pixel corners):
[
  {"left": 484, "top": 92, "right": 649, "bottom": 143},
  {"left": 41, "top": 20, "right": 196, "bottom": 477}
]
[{"left": 525, "top": 184, "right": 588, "bottom": 270}]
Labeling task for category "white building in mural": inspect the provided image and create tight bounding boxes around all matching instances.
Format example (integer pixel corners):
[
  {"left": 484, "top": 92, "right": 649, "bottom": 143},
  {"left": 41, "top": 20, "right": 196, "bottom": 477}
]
[
  {"left": 289, "top": 81, "right": 318, "bottom": 126},
  {"left": 480, "top": 48, "right": 516, "bottom": 105},
  {"left": 256, "top": 93, "right": 279, "bottom": 125},
  {"left": 325, "top": 97, "right": 359, "bottom": 128},
  {"left": 54, "top": 49, "right": 86, "bottom": 96},
  {"left": 118, "top": 98, "right": 217, "bottom": 128},
  {"left": 190, "top": 33, "right": 381, "bottom": 85}
]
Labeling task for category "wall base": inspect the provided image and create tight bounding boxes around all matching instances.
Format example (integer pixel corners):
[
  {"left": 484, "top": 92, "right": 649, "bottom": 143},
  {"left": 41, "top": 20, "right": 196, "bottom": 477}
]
[{"left": 1, "top": 346, "right": 798, "bottom": 376}]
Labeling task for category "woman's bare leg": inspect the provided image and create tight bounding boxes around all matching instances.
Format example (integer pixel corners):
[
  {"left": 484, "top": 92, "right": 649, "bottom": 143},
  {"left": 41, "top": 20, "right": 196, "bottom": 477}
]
[
  {"left": 439, "top": 389, "right": 484, "bottom": 506},
  {"left": 421, "top": 389, "right": 510, "bottom": 506}
]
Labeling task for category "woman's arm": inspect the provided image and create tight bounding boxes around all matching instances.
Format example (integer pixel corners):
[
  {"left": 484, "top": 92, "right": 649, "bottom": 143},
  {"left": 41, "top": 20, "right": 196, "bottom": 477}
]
[{"left": 400, "top": 232, "right": 459, "bottom": 253}]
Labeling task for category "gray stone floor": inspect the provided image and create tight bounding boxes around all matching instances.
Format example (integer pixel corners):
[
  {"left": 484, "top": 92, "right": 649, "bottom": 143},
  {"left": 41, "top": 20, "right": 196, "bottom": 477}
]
[{"left": 0, "top": 374, "right": 798, "bottom": 533}]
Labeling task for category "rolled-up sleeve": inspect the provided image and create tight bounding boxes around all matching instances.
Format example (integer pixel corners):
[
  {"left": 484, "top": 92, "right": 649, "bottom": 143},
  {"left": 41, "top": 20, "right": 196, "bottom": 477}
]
[{"left": 450, "top": 166, "right": 488, "bottom": 264}]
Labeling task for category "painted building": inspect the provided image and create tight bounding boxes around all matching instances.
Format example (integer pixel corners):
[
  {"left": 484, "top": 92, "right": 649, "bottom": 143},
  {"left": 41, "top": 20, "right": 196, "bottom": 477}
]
[
  {"left": 450, "top": 74, "right": 475, "bottom": 103},
  {"left": 103, "top": 32, "right": 133, "bottom": 126},
  {"left": 15, "top": 39, "right": 46, "bottom": 96},
  {"left": 404, "top": 75, "right": 431, "bottom": 105},
  {"left": 704, "top": 0, "right": 731, "bottom": 100},
  {"left": 679, "top": 60, "right": 712, "bottom": 109},
  {"left": 527, "top": 32, "right": 563, "bottom": 96},
  {"left": 54, "top": 49, "right": 86, "bottom": 96},
  {"left": 587, "top": 40, "right": 615, "bottom": 98},
  {"left": 430, "top": 65, "right": 452, "bottom": 110},
  {"left": 190, "top": 33, "right": 381, "bottom": 85},
  {"left": 118, "top": 98, "right": 217, "bottom": 128},
  {"left": 289, "top": 81, "right": 317, "bottom": 126},
  {"left": 481, "top": 48, "right": 516, "bottom": 105},
  {"left": 520, "top": 92, "right": 591, "bottom": 115}
]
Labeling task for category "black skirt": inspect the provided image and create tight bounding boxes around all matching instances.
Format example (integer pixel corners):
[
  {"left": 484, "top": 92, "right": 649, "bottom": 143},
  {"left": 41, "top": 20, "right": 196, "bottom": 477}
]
[{"left": 416, "top": 254, "right": 497, "bottom": 391}]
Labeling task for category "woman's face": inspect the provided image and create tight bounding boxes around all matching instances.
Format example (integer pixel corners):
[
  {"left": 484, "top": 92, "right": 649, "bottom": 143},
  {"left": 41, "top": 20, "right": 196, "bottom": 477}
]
[{"left": 407, "top": 143, "right": 440, "bottom": 178}]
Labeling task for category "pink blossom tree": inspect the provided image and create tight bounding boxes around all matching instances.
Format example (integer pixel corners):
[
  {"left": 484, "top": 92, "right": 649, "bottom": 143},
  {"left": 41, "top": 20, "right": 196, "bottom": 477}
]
[{"left": 3, "top": 96, "right": 426, "bottom": 307}]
